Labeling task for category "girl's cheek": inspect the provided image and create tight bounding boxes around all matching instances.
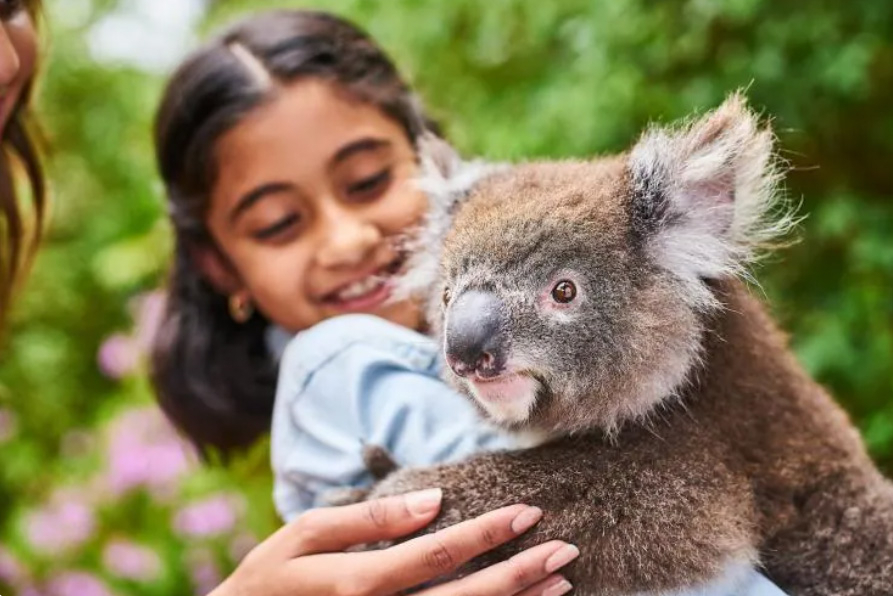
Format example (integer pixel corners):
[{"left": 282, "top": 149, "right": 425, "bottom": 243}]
[
  {"left": 380, "top": 185, "right": 427, "bottom": 234},
  {"left": 247, "top": 248, "right": 310, "bottom": 297}
]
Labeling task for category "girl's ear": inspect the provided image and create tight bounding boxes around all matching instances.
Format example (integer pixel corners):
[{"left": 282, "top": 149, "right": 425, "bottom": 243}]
[{"left": 189, "top": 243, "right": 244, "bottom": 295}]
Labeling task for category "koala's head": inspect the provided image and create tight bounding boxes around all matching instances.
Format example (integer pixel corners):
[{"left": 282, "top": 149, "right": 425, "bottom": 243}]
[{"left": 402, "top": 94, "right": 791, "bottom": 437}]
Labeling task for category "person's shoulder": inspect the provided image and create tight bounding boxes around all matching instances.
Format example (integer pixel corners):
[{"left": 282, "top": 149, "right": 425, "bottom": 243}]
[
  {"left": 294, "top": 313, "right": 422, "bottom": 345},
  {"left": 284, "top": 314, "right": 432, "bottom": 358},
  {"left": 279, "top": 314, "right": 439, "bottom": 389}
]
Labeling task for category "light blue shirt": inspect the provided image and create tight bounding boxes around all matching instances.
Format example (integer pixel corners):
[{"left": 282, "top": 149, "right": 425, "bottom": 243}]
[
  {"left": 268, "top": 314, "right": 787, "bottom": 596},
  {"left": 270, "top": 314, "right": 514, "bottom": 522}
]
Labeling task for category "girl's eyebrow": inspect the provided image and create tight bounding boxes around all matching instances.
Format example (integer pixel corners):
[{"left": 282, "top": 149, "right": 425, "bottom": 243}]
[
  {"left": 230, "top": 182, "right": 293, "bottom": 224},
  {"left": 331, "top": 137, "right": 392, "bottom": 165}
]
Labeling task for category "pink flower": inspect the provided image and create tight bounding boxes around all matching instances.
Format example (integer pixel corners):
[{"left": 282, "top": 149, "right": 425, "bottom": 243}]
[
  {"left": 187, "top": 548, "right": 222, "bottom": 596},
  {"left": 103, "top": 406, "right": 197, "bottom": 497},
  {"left": 174, "top": 494, "right": 244, "bottom": 538},
  {"left": 25, "top": 494, "right": 95, "bottom": 556},
  {"left": 102, "top": 539, "right": 162, "bottom": 582},
  {"left": 0, "top": 546, "right": 26, "bottom": 586},
  {"left": 96, "top": 290, "right": 167, "bottom": 381},
  {"left": 0, "top": 407, "right": 17, "bottom": 444},
  {"left": 97, "top": 334, "right": 140, "bottom": 380},
  {"left": 45, "top": 571, "right": 115, "bottom": 596}
]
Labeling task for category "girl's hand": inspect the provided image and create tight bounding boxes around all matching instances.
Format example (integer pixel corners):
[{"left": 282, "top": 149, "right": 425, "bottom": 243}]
[{"left": 213, "top": 488, "right": 578, "bottom": 596}]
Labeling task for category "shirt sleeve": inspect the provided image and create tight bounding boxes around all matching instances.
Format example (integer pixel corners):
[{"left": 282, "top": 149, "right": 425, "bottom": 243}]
[
  {"left": 738, "top": 573, "right": 789, "bottom": 596},
  {"left": 673, "top": 568, "right": 789, "bottom": 596},
  {"left": 270, "top": 314, "right": 513, "bottom": 522},
  {"left": 353, "top": 347, "right": 513, "bottom": 468}
]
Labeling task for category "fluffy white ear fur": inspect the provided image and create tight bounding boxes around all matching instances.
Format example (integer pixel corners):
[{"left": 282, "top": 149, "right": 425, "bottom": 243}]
[
  {"left": 629, "top": 93, "right": 795, "bottom": 309},
  {"left": 390, "top": 135, "right": 505, "bottom": 309}
]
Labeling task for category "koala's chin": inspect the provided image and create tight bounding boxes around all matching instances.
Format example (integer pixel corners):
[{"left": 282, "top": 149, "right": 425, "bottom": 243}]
[{"left": 459, "top": 371, "right": 543, "bottom": 425}]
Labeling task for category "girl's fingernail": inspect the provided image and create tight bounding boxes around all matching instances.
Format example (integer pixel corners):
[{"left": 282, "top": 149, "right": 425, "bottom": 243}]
[
  {"left": 510, "top": 506, "right": 543, "bottom": 533},
  {"left": 542, "top": 577, "right": 573, "bottom": 596},
  {"left": 545, "top": 544, "right": 580, "bottom": 573},
  {"left": 405, "top": 488, "right": 443, "bottom": 516}
]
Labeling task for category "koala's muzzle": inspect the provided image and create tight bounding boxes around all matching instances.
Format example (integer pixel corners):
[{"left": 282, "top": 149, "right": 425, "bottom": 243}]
[{"left": 445, "top": 290, "right": 508, "bottom": 379}]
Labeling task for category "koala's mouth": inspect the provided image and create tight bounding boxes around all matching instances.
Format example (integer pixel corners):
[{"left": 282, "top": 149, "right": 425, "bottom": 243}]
[
  {"left": 466, "top": 372, "right": 541, "bottom": 424},
  {"left": 469, "top": 372, "right": 526, "bottom": 394}
]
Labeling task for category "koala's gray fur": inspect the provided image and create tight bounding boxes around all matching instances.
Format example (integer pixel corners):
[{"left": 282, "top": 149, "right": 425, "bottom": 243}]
[{"left": 368, "top": 94, "right": 893, "bottom": 595}]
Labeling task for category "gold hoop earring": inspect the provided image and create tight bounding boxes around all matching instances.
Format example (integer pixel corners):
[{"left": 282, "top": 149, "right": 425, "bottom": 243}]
[{"left": 228, "top": 293, "right": 254, "bottom": 323}]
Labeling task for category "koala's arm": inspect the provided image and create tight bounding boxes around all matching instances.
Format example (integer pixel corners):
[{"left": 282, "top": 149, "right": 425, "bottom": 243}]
[{"left": 367, "top": 437, "right": 760, "bottom": 595}]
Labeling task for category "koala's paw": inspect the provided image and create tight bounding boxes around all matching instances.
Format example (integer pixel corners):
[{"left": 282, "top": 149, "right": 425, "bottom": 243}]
[{"left": 361, "top": 444, "right": 400, "bottom": 480}]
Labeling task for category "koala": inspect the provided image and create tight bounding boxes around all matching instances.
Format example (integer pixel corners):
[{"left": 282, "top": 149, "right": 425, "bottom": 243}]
[{"left": 368, "top": 94, "right": 893, "bottom": 595}]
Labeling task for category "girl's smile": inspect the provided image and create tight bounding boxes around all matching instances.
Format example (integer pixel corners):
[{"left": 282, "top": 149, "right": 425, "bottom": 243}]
[{"left": 320, "top": 250, "right": 406, "bottom": 312}]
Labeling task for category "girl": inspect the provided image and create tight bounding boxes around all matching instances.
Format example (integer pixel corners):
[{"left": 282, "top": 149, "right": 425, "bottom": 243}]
[
  {"left": 152, "top": 8, "right": 787, "bottom": 595},
  {"left": 0, "top": 4, "right": 564, "bottom": 595},
  {"left": 151, "top": 7, "right": 518, "bottom": 516},
  {"left": 0, "top": 0, "right": 44, "bottom": 328},
  {"left": 153, "top": 9, "right": 578, "bottom": 596}
]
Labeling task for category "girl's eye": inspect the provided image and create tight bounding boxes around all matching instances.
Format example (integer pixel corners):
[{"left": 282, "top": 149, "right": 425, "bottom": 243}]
[
  {"left": 551, "top": 280, "right": 577, "bottom": 304},
  {"left": 0, "top": 0, "right": 24, "bottom": 20},
  {"left": 252, "top": 214, "right": 300, "bottom": 241},
  {"left": 347, "top": 169, "right": 391, "bottom": 200}
]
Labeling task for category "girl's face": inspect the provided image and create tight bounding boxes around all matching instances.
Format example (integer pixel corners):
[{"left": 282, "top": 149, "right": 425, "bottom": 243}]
[
  {"left": 205, "top": 78, "right": 426, "bottom": 333},
  {"left": 0, "top": 1, "right": 37, "bottom": 133}
]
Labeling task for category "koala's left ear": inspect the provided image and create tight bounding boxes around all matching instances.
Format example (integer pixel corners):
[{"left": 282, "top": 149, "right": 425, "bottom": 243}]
[
  {"left": 628, "top": 92, "right": 793, "bottom": 306},
  {"left": 391, "top": 134, "right": 504, "bottom": 305}
]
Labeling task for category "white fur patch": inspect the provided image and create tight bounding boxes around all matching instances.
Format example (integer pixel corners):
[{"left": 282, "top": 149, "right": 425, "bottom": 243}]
[
  {"left": 390, "top": 136, "right": 507, "bottom": 314},
  {"left": 511, "top": 428, "right": 555, "bottom": 448},
  {"left": 615, "top": 327, "right": 702, "bottom": 431},
  {"left": 629, "top": 93, "right": 796, "bottom": 311}
]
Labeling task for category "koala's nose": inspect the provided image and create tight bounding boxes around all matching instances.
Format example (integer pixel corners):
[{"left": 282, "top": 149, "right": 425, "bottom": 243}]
[{"left": 444, "top": 290, "right": 507, "bottom": 379}]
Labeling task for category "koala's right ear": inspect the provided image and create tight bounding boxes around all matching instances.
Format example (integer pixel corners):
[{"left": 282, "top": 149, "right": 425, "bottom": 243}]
[
  {"left": 628, "top": 93, "right": 795, "bottom": 309},
  {"left": 391, "top": 135, "right": 505, "bottom": 306}
]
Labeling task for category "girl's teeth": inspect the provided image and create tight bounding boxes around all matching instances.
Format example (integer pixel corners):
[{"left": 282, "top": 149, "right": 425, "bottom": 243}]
[{"left": 336, "top": 276, "right": 384, "bottom": 301}]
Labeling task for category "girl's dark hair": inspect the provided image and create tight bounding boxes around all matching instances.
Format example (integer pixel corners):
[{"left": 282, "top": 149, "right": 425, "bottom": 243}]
[
  {"left": 152, "top": 10, "right": 434, "bottom": 456},
  {"left": 1, "top": 0, "right": 46, "bottom": 327}
]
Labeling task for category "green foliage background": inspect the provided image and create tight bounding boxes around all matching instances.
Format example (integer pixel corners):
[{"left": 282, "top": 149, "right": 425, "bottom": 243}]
[{"left": 0, "top": 0, "right": 890, "bottom": 593}]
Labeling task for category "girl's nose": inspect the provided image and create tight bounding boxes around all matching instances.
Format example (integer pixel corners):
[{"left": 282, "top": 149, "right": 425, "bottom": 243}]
[
  {"left": 0, "top": 27, "right": 21, "bottom": 88},
  {"left": 315, "top": 211, "right": 381, "bottom": 269}
]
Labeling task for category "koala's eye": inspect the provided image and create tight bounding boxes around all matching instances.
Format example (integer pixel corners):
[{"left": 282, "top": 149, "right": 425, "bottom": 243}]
[
  {"left": 442, "top": 287, "right": 452, "bottom": 305},
  {"left": 551, "top": 280, "right": 577, "bottom": 304}
]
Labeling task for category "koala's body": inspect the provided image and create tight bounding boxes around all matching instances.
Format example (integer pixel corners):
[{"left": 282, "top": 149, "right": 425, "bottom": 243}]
[{"left": 368, "top": 96, "right": 893, "bottom": 595}]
